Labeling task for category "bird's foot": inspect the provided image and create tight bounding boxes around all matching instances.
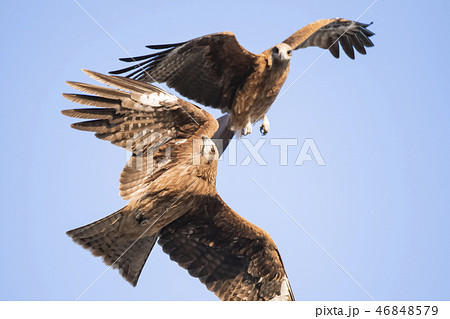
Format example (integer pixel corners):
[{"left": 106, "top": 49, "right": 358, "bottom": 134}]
[
  {"left": 242, "top": 122, "right": 252, "bottom": 136},
  {"left": 260, "top": 116, "right": 269, "bottom": 136},
  {"left": 135, "top": 210, "right": 149, "bottom": 226}
]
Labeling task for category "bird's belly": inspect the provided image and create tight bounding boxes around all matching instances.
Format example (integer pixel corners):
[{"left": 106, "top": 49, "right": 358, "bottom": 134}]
[
  {"left": 231, "top": 65, "right": 289, "bottom": 130},
  {"left": 249, "top": 95, "right": 276, "bottom": 123},
  {"left": 246, "top": 87, "right": 280, "bottom": 123}
]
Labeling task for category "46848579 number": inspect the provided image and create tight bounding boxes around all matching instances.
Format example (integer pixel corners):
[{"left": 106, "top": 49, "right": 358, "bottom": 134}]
[{"left": 375, "top": 306, "right": 438, "bottom": 316}]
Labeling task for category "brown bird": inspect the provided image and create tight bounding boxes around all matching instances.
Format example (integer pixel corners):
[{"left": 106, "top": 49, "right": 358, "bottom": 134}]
[
  {"left": 110, "top": 18, "right": 374, "bottom": 136},
  {"left": 63, "top": 70, "right": 294, "bottom": 301}
]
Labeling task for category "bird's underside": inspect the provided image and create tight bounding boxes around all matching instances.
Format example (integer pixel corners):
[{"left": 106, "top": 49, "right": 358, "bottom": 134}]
[
  {"left": 63, "top": 70, "right": 294, "bottom": 300},
  {"left": 110, "top": 18, "right": 374, "bottom": 138},
  {"left": 159, "top": 195, "right": 294, "bottom": 301}
]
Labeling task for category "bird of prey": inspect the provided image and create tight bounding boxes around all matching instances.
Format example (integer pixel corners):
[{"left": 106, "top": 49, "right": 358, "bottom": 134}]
[
  {"left": 110, "top": 18, "right": 374, "bottom": 136},
  {"left": 63, "top": 70, "right": 294, "bottom": 301}
]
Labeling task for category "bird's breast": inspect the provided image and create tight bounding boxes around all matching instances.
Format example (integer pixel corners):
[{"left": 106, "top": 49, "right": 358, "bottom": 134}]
[{"left": 233, "top": 63, "right": 289, "bottom": 122}]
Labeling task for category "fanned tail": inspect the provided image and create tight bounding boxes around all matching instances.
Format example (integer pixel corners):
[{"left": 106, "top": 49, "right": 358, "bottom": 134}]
[{"left": 67, "top": 207, "right": 158, "bottom": 286}]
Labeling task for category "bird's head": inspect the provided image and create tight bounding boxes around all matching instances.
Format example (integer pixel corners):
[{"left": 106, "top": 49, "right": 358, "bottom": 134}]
[
  {"left": 190, "top": 135, "right": 219, "bottom": 186},
  {"left": 271, "top": 43, "right": 292, "bottom": 62},
  {"left": 192, "top": 135, "right": 219, "bottom": 175},
  {"left": 199, "top": 135, "right": 219, "bottom": 165}
]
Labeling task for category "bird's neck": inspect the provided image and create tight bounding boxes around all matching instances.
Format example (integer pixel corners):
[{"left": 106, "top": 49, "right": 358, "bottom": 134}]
[
  {"left": 193, "top": 165, "right": 217, "bottom": 194},
  {"left": 268, "top": 57, "right": 290, "bottom": 69},
  {"left": 263, "top": 59, "right": 290, "bottom": 85}
]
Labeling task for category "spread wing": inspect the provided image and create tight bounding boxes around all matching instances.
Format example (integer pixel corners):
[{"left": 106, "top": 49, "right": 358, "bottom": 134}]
[
  {"left": 62, "top": 70, "right": 218, "bottom": 200},
  {"left": 282, "top": 18, "right": 375, "bottom": 59},
  {"left": 158, "top": 195, "right": 294, "bottom": 301},
  {"left": 110, "top": 32, "right": 258, "bottom": 113}
]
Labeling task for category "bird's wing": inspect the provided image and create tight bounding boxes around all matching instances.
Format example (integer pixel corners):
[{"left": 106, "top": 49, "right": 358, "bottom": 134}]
[
  {"left": 62, "top": 70, "right": 218, "bottom": 200},
  {"left": 158, "top": 195, "right": 294, "bottom": 301},
  {"left": 282, "top": 18, "right": 375, "bottom": 59},
  {"left": 211, "top": 114, "right": 235, "bottom": 156},
  {"left": 110, "top": 32, "right": 258, "bottom": 112}
]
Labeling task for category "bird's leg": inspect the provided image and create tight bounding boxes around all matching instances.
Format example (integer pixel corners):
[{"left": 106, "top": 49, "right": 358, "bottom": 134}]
[
  {"left": 260, "top": 115, "right": 270, "bottom": 136},
  {"left": 242, "top": 120, "right": 252, "bottom": 136}
]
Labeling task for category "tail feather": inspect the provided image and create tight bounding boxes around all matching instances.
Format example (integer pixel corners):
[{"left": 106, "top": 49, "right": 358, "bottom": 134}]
[{"left": 67, "top": 207, "right": 157, "bottom": 286}]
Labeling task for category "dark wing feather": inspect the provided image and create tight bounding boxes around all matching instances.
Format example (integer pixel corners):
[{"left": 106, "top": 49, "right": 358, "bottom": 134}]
[
  {"left": 283, "top": 18, "right": 374, "bottom": 59},
  {"left": 62, "top": 70, "right": 219, "bottom": 200},
  {"left": 158, "top": 195, "right": 294, "bottom": 301},
  {"left": 110, "top": 32, "right": 258, "bottom": 112},
  {"left": 211, "top": 114, "right": 235, "bottom": 156},
  {"left": 63, "top": 70, "right": 217, "bottom": 152}
]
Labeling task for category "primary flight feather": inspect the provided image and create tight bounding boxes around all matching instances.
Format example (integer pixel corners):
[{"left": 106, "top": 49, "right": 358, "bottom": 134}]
[
  {"left": 111, "top": 18, "right": 374, "bottom": 136},
  {"left": 63, "top": 70, "right": 294, "bottom": 301}
]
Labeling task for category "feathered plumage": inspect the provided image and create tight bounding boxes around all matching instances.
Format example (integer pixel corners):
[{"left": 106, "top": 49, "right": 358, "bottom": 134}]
[
  {"left": 111, "top": 18, "right": 374, "bottom": 136},
  {"left": 64, "top": 70, "right": 293, "bottom": 300}
]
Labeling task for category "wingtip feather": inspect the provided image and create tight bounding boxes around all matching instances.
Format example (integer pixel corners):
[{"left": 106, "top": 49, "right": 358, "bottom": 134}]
[{"left": 82, "top": 68, "right": 94, "bottom": 77}]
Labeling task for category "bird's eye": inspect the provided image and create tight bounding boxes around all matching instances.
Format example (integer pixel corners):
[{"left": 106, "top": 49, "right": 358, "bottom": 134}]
[
  {"left": 287, "top": 50, "right": 292, "bottom": 55},
  {"left": 273, "top": 47, "right": 279, "bottom": 54},
  {"left": 210, "top": 147, "right": 216, "bottom": 155}
]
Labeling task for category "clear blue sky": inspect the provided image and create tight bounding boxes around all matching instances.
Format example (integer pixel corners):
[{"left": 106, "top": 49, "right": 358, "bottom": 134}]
[{"left": 1, "top": 0, "right": 449, "bottom": 300}]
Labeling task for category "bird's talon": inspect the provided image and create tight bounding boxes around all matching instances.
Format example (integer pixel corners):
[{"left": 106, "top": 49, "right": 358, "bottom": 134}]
[
  {"left": 260, "top": 125, "right": 268, "bottom": 136},
  {"left": 260, "top": 116, "right": 269, "bottom": 136},
  {"left": 242, "top": 122, "right": 252, "bottom": 136},
  {"left": 135, "top": 211, "right": 148, "bottom": 225}
]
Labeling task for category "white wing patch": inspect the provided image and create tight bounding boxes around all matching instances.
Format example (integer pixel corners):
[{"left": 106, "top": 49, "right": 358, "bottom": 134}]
[
  {"left": 139, "top": 92, "right": 177, "bottom": 107},
  {"left": 175, "top": 139, "right": 187, "bottom": 145},
  {"left": 269, "top": 276, "right": 291, "bottom": 301}
]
